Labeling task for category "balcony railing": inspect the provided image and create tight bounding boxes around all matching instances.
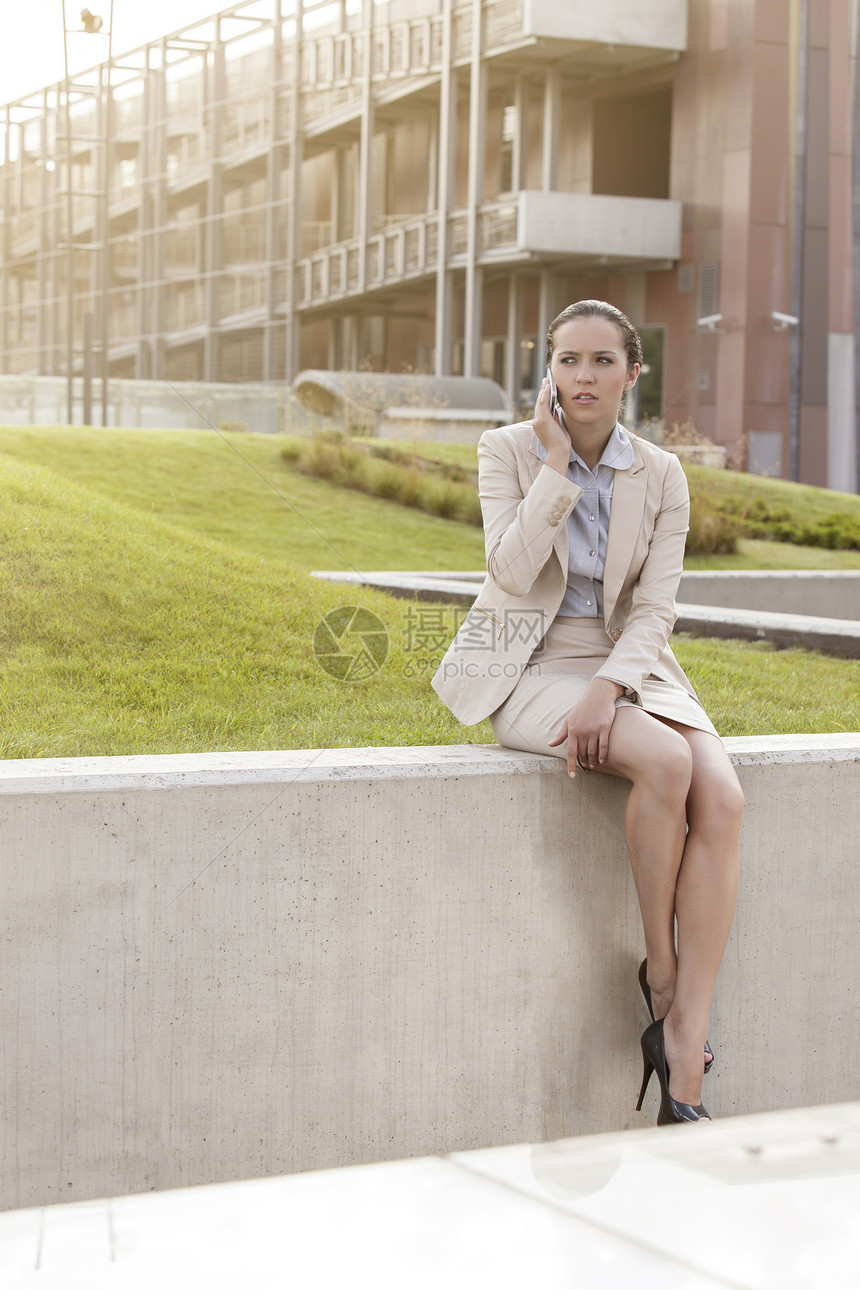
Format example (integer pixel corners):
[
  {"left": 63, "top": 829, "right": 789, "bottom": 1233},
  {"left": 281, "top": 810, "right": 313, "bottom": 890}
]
[{"left": 293, "top": 191, "right": 682, "bottom": 309}]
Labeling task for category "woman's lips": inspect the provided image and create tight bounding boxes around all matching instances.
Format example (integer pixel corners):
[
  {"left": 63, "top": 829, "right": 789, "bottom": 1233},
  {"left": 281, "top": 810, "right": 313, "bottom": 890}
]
[{"left": 573, "top": 393, "right": 597, "bottom": 402}]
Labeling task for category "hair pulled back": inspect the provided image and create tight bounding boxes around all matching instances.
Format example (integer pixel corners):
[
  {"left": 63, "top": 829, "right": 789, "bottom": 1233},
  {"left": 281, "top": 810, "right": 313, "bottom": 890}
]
[{"left": 545, "top": 299, "right": 643, "bottom": 370}]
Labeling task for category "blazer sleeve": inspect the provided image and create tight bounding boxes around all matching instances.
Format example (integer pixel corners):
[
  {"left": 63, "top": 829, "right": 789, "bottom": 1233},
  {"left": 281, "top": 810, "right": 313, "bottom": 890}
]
[
  {"left": 478, "top": 430, "right": 582, "bottom": 597},
  {"left": 593, "top": 452, "right": 689, "bottom": 700}
]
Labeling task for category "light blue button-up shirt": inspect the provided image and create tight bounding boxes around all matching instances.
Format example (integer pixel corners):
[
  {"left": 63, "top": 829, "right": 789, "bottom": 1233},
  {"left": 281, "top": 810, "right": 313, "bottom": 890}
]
[{"left": 535, "top": 423, "right": 635, "bottom": 618}]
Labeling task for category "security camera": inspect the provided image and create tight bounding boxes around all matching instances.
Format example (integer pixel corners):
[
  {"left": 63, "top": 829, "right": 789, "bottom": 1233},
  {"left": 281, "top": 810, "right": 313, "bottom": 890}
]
[
  {"left": 771, "top": 311, "right": 799, "bottom": 332},
  {"left": 697, "top": 314, "right": 724, "bottom": 334}
]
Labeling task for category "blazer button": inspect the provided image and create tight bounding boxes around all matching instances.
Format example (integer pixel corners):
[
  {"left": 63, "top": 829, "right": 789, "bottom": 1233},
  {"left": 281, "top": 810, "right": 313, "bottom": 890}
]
[
  {"left": 611, "top": 628, "right": 622, "bottom": 641},
  {"left": 561, "top": 495, "right": 572, "bottom": 504},
  {"left": 548, "top": 518, "right": 560, "bottom": 527}
]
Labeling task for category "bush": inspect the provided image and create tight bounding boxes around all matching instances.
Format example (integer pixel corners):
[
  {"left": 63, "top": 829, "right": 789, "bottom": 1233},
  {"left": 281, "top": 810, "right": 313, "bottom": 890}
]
[
  {"left": 281, "top": 433, "right": 483, "bottom": 526},
  {"left": 685, "top": 500, "right": 740, "bottom": 555},
  {"left": 715, "top": 494, "right": 860, "bottom": 550}
]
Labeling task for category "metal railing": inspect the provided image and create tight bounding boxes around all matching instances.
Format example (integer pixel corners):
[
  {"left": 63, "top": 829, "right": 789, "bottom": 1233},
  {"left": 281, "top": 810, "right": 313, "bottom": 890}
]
[{"left": 293, "top": 199, "right": 520, "bottom": 309}]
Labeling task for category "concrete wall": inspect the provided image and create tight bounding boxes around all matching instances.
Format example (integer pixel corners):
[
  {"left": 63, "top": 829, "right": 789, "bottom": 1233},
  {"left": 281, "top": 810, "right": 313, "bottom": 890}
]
[
  {"left": 1, "top": 736, "right": 858, "bottom": 1211},
  {"left": 677, "top": 571, "right": 860, "bottom": 620}
]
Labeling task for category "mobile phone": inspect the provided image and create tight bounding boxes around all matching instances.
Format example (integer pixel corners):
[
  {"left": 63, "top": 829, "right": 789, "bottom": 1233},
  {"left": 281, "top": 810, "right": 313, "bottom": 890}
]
[
  {"left": 546, "top": 366, "right": 557, "bottom": 414},
  {"left": 546, "top": 366, "right": 564, "bottom": 425}
]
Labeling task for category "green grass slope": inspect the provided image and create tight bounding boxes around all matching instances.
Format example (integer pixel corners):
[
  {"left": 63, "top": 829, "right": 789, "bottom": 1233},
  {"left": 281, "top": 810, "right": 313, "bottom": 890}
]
[
  {"left": 0, "top": 451, "right": 476, "bottom": 757},
  {"left": 0, "top": 426, "right": 488, "bottom": 573},
  {"left": 0, "top": 426, "right": 857, "bottom": 755}
]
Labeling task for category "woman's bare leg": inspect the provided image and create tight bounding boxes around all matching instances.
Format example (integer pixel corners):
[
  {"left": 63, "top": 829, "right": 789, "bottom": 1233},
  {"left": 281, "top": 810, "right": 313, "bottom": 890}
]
[
  {"left": 659, "top": 725, "right": 743, "bottom": 1107},
  {"left": 589, "top": 707, "right": 693, "bottom": 1020},
  {"left": 591, "top": 710, "right": 742, "bottom": 1111}
]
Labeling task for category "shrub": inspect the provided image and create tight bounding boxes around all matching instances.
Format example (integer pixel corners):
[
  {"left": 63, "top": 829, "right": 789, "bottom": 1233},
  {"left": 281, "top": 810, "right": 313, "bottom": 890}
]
[
  {"left": 686, "top": 501, "right": 740, "bottom": 555},
  {"left": 281, "top": 432, "right": 484, "bottom": 526}
]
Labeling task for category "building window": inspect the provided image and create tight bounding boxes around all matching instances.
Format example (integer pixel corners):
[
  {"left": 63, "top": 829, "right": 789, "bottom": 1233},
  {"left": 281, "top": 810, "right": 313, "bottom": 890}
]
[{"left": 636, "top": 326, "right": 665, "bottom": 429}]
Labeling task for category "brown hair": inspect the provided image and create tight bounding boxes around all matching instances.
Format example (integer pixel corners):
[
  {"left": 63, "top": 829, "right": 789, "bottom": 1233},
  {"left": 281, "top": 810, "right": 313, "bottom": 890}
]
[{"left": 546, "top": 299, "right": 643, "bottom": 370}]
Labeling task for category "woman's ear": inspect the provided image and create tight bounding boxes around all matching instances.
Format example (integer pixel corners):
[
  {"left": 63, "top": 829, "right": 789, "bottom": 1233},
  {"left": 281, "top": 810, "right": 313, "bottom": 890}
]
[{"left": 624, "top": 363, "right": 641, "bottom": 391}]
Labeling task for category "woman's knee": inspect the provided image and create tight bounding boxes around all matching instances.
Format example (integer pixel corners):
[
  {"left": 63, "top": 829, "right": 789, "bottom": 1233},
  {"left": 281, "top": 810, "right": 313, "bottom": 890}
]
[
  {"left": 624, "top": 725, "right": 693, "bottom": 800},
  {"left": 690, "top": 760, "right": 745, "bottom": 831}
]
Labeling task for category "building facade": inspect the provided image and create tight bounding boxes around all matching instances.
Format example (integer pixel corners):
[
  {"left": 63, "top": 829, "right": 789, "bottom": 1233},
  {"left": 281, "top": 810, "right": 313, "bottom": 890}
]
[{"left": 1, "top": 0, "right": 857, "bottom": 488}]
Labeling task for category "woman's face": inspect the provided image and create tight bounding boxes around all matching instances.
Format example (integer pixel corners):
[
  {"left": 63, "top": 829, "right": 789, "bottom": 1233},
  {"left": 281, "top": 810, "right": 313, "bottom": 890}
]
[{"left": 549, "top": 316, "right": 640, "bottom": 432}]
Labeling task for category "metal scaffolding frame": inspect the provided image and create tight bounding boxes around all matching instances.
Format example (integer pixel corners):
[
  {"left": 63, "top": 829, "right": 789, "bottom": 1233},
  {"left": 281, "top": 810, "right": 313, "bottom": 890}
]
[{"left": 0, "top": 0, "right": 684, "bottom": 419}]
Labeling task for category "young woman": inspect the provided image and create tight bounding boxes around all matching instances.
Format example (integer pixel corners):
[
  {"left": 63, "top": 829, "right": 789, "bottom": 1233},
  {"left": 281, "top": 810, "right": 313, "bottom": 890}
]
[{"left": 432, "top": 299, "right": 743, "bottom": 1125}]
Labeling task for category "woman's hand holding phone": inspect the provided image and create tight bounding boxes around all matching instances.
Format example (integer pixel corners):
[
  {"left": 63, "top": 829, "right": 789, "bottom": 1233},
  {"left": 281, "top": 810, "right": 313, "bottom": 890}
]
[{"left": 533, "top": 374, "right": 571, "bottom": 474}]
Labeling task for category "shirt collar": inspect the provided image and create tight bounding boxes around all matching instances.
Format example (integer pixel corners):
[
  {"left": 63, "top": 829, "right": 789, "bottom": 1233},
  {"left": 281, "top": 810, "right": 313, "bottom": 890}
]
[{"left": 535, "top": 423, "right": 635, "bottom": 472}]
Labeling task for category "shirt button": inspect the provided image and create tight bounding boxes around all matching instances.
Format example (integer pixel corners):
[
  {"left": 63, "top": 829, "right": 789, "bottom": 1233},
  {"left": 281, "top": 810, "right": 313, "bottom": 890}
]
[
  {"left": 589, "top": 549, "right": 596, "bottom": 557},
  {"left": 589, "top": 515, "right": 595, "bottom": 522},
  {"left": 587, "top": 599, "right": 593, "bottom": 606}
]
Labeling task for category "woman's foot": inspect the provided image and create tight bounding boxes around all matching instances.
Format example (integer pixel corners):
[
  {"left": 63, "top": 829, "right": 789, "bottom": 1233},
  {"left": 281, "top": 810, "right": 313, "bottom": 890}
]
[
  {"left": 662, "top": 1012, "right": 711, "bottom": 1118},
  {"left": 641, "top": 958, "right": 675, "bottom": 1024},
  {"left": 639, "top": 959, "right": 714, "bottom": 1073}
]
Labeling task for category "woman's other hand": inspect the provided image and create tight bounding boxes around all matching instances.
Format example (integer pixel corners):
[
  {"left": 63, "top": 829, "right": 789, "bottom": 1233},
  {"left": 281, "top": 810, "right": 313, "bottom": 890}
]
[
  {"left": 548, "top": 678, "right": 625, "bottom": 776},
  {"left": 533, "top": 377, "right": 571, "bottom": 475}
]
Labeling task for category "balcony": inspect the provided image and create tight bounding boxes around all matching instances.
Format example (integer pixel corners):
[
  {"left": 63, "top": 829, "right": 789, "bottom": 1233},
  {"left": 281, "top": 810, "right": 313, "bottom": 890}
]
[
  {"left": 516, "top": 190, "right": 682, "bottom": 267},
  {"left": 292, "top": 190, "right": 680, "bottom": 310},
  {"left": 523, "top": 0, "right": 687, "bottom": 50},
  {"left": 301, "top": 0, "right": 687, "bottom": 133}
]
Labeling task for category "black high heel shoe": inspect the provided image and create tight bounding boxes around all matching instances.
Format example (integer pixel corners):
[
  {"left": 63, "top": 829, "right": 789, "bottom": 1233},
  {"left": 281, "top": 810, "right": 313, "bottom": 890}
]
[
  {"left": 636, "top": 1018, "right": 711, "bottom": 1126},
  {"left": 638, "top": 959, "right": 714, "bottom": 1076}
]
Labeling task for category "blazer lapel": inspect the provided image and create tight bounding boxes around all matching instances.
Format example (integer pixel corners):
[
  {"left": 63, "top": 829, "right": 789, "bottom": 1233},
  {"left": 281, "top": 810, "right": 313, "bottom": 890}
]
[{"left": 603, "top": 444, "right": 647, "bottom": 624}]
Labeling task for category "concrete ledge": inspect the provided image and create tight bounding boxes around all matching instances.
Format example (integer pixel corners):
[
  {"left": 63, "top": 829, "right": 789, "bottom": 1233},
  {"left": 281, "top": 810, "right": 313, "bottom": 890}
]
[
  {"left": 674, "top": 602, "right": 860, "bottom": 656},
  {"left": 311, "top": 569, "right": 860, "bottom": 619},
  {"left": 311, "top": 570, "right": 860, "bottom": 655},
  {"left": 679, "top": 570, "right": 860, "bottom": 619},
  {"left": 1, "top": 737, "right": 859, "bottom": 1210}
]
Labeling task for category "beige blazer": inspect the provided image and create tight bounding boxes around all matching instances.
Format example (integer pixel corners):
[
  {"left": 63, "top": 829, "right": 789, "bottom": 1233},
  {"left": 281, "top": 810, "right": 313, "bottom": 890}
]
[{"left": 431, "top": 421, "right": 698, "bottom": 726}]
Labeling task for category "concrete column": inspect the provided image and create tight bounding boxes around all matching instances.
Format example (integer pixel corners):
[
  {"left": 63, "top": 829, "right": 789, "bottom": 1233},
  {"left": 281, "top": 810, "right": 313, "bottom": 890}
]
[
  {"left": 541, "top": 67, "right": 560, "bottom": 192},
  {"left": 49, "top": 100, "right": 64, "bottom": 376},
  {"left": 463, "top": 0, "right": 485, "bottom": 379},
  {"left": 828, "top": 332, "right": 857, "bottom": 489},
  {"left": 331, "top": 146, "right": 343, "bottom": 243},
  {"left": 826, "top": 0, "right": 855, "bottom": 492},
  {"left": 797, "top": 10, "right": 830, "bottom": 487},
  {"left": 0, "top": 107, "right": 10, "bottom": 371},
  {"left": 135, "top": 61, "right": 152, "bottom": 380},
  {"left": 204, "top": 27, "right": 226, "bottom": 383},
  {"left": 357, "top": 0, "right": 374, "bottom": 292},
  {"left": 434, "top": 0, "right": 454, "bottom": 376},
  {"left": 427, "top": 116, "right": 438, "bottom": 212},
  {"left": 511, "top": 77, "right": 526, "bottom": 192},
  {"left": 264, "top": 4, "right": 283, "bottom": 383},
  {"left": 36, "top": 93, "right": 50, "bottom": 375},
  {"left": 327, "top": 317, "right": 340, "bottom": 368},
  {"left": 538, "top": 269, "right": 555, "bottom": 362},
  {"left": 285, "top": 3, "right": 304, "bottom": 383},
  {"left": 150, "top": 41, "right": 169, "bottom": 382},
  {"left": 505, "top": 272, "right": 522, "bottom": 413}
]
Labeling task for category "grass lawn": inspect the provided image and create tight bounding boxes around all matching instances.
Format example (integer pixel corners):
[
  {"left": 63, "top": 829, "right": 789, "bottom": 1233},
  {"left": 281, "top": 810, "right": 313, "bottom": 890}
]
[{"left": 0, "top": 424, "right": 856, "bottom": 758}]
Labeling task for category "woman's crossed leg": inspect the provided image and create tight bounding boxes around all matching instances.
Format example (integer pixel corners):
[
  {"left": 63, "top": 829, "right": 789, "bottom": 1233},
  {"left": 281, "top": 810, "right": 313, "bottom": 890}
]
[{"left": 583, "top": 707, "right": 743, "bottom": 1111}]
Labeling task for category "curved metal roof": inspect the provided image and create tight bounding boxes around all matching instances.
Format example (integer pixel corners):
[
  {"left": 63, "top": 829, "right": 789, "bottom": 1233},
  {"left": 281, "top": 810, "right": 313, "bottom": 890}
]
[{"left": 292, "top": 370, "right": 512, "bottom": 419}]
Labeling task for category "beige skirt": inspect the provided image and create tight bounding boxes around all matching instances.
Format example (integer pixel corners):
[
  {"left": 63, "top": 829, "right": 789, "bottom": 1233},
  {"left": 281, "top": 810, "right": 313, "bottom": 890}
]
[{"left": 490, "top": 616, "right": 718, "bottom": 757}]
